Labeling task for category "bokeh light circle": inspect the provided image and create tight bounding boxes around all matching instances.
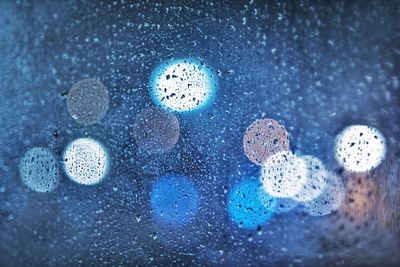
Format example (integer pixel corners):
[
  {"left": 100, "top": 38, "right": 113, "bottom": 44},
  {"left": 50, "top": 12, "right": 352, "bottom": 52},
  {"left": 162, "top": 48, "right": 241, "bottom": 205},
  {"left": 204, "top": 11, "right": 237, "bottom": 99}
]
[
  {"left": 133, "top": 107, "right": 180, "bottom": 154},
  {"left": 63, "top": 138, "right": 109, "bottom": 185},
  {"left": 228, "top": 179, "right": 276, "bottom": 229},
  {"left": 292, "top": 155, "right": 329, "bottom": 202},
  {"left": 341, "top": 173, "right": 379, "bottom": 221},
  {"left": 149, "top": 58, "right": 217, "bottom": 112},
  {"left": 243, "top": 118, "right": 290, "bottom": 165},
  {"left": 19, "top": 147, "right": 59, "bottom": 192},
  {"left": 67, "top": 78, "right": 109, "bottom": 125},
  {"left": 261, "top": 151, "right": 307, "bottom": 198},
  {"left": 302, "top": 171, "right": 345, "bottom": 216},
  {"left": 150, "top": 174, "right": 199, "bottom": 227},
  {"left": 335, "top": 125, "right": 386, "bottom": 172}
]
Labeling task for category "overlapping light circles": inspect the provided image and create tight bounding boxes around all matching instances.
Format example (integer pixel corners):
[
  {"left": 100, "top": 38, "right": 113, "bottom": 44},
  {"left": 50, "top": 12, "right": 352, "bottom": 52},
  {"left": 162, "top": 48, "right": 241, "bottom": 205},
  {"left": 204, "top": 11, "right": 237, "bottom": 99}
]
[
  {"left": 292, "top": 156, "right": 329, "bottom": 202},
  {"left": 63, "top": 138, "right": 109, "bottom": 185},
  {"left": 243, "top": 117, "right": 349, "bottom": 217},
  {"left": 228, "top": 179, "right": 276, "bottom": 229},
  {"left": 261, "top": 151, "right": 308, "bottom": 198},
  {"left": 335, "top": 125, "right": 386, "bottom": 172},
  {"left": 20, "top": 51, "right": 388, "bottom": 234},
  {"left": 149, "top": 58, "right": 217, "bottom": 112},
  {"left": 302, "top": 171, "right": 345, "bottom": 216},
  {"left": 243, "top": 118, "right": 290, "bottom": 165}
]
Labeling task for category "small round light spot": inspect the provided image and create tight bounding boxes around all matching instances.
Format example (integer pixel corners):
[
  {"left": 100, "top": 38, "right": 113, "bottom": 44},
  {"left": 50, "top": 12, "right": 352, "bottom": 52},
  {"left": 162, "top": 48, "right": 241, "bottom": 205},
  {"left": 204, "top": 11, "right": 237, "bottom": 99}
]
[
  {"left": 335, "top": 125, "right": 386, "bottom": 172},
  {"left": 63, "top": 138, "right": 109, "bottom": 185},
  {"left": 133, "top": 107, "right": 180, "bottom": 154},
  {"left": 150, "top": 174, "right": 199, "bottom": 227},
  {"left": 292, "top": 156, "right": 329, "bottom": 202},
  {"left": 149, "top": 58, "right": 217, "bottom": 112},
  {"left": 228, "top": 179, "right": 276, "bottom": 229},
  {"left": 19, "top": 147, "right": 59, "bottom": 192},
  {"left": 243, "top": 118, "right": 289, "bottom": 165},
  {"left": 67, "top": 78, "right": 109, "bottom": 125},
  {"left": 261, "top": 151, "right": 307, "bottom": 198}
]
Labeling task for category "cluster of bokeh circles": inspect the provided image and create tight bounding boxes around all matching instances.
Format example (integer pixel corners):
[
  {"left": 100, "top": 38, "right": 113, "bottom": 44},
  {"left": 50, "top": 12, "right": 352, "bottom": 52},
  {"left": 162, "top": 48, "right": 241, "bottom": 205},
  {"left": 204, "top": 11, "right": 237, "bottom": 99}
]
[
  {"left": 18, "top": 57, "right": 387, "bottom": 231},
  {"left": 19, "top": 78, "right": 111, "bottom": 193},
  {"left": 235, "top": 119, "right": 387, "bottom": 228}
]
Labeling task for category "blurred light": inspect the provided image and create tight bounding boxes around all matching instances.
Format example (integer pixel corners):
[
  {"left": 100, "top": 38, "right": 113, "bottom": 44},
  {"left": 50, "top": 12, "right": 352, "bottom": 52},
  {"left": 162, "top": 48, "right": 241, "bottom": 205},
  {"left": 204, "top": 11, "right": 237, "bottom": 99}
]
[
  {"left": 260, "top": 188, "right": 298, "bottom": 213},
  {"left": 243, "top": 118, "right": 289, "bottom": 165},
  {"left": 133, "top": 107, "right": 180, "bottom": 154},
  {"left": 150, "top": 174, "right": 199, "bottom": 227},
  {"left": 228, "top": 179, "right": 276, "bottom": 229},
  {"left": 67, "top": 78, "right": 109, "bottom": 125},
  {"left": 302, "top": 171, "right": 345, "bottom": 216},
  {"left": 261, "top": 151, "right": 307, "bottom": 198},
  {"left": 149, "top": 58, "right": 217, "bottom": 112},
  {"left": 274, "top": 197, "right": 298, "bottom": 213},
  {"left": 340, "top": 173, "right": 378, "bottom": 221},
  {"left": 335, "top": 125, "right": 386, "bottom": 172},
  {"left": 292, "top": 155, "right": 329, "bottom": 202},
  {"left": 19, "top": 147, "right": 59, "bottom": 192},
  {"left": 63, "top": 138, "right": 109, "bottom": 185}
]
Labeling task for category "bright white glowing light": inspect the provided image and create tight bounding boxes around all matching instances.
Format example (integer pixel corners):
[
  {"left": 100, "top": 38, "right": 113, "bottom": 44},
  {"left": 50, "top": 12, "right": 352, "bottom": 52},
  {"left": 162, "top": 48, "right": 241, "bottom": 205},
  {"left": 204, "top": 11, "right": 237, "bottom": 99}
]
[
  {"left": 335, "top": 125, "right": 386, "bottom": 172},
  {"left": 302, "top": 171, "right": 345, "bottom": 216},
  {"left": 19, "top": 147, "right": 59, "bottom": 192},
  {"left": 63, "top": 138, "right": 109, "bottom": 185},
  {"left": 149, "top": 58, "right": 217, "bottom": 112},
  {"left": 292, "top": 156, "right": 329, "bottom": 202},
  {"left": 261, "top": 151, "right": 307, "bottom": 198}
]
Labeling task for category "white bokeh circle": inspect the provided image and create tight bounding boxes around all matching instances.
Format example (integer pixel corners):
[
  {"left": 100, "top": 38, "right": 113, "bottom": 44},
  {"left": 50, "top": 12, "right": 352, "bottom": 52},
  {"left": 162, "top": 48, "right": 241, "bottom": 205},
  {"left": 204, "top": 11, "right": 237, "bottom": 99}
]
[
  {"left": 292, "top": 155, "right": 329, "bottom": 202},
  {"left": 261, "top": 151, "right": 307, "bottom": 198},
  {"left": 335, "top": 125, "right": 386, "bottom": 172},
  {"left": 149, "top": 58, "right": 217, "bottom": 112},
  {"left": 63, "top": 138, "right": 109, "bottom": 185},
  {"left": 302, "top": 171, "right": 345, "bottom": 216}
]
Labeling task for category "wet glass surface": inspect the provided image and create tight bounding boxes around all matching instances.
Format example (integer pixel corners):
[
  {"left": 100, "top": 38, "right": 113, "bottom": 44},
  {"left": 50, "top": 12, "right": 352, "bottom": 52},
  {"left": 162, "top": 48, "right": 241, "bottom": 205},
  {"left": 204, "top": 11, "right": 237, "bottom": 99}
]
[{"left": 1, "top": 1, "right": 399, "bottom": 266}]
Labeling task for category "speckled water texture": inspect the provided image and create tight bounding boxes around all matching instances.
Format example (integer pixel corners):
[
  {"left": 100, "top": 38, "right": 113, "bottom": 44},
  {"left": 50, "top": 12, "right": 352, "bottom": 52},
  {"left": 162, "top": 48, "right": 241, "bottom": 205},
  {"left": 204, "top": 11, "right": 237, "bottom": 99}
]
[{"left": 1, "top": 1, "right": 399, "bottom": 267}]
